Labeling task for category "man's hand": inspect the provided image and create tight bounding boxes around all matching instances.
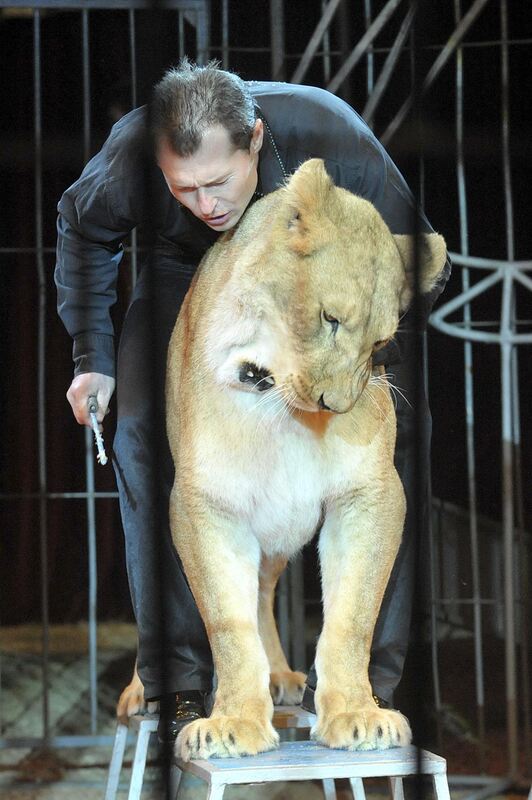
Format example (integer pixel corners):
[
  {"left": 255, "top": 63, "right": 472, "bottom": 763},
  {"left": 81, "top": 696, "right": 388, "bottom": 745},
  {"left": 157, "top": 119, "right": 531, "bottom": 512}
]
[{"left": 67, "top": 372, "right": 116, "bottom": 427}]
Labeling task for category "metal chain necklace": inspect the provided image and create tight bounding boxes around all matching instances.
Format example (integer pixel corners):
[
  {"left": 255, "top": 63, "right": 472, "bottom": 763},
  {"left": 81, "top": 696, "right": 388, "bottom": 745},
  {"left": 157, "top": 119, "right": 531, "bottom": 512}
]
[
  {"left": 254, "top": 115, "right": 289, "bottom": 199},
  {"left": 263, "top": 117, "right": 289, "bottom": 180}
]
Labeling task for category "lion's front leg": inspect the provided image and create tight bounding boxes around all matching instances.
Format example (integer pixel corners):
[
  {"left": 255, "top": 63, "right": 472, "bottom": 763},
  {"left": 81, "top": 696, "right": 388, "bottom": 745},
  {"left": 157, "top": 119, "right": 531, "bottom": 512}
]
[
  {"left": 170, "top": 495, "right": 278, "bottom": 761},
  {"left": 313, "top": 473, "right": 411, "bottom": 751}
]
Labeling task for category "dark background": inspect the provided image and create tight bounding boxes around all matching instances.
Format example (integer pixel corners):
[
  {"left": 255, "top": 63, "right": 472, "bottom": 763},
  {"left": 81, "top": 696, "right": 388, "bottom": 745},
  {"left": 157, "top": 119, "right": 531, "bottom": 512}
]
[{"left": 0, "top": 2, "right": 531, "bottom": 627}]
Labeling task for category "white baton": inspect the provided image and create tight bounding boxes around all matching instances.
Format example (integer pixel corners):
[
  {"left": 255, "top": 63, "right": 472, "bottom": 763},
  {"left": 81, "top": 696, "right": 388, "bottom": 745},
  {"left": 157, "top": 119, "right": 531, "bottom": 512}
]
[{"left": 87, "top": 396, "right": 108, "bottom": 465}]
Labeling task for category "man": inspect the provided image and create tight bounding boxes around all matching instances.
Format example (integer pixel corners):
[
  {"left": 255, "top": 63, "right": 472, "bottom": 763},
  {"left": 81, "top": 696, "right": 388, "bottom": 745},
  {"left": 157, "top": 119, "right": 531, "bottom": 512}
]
[{"left": 56, "top": 59, "right": 449, "bottom": 741}]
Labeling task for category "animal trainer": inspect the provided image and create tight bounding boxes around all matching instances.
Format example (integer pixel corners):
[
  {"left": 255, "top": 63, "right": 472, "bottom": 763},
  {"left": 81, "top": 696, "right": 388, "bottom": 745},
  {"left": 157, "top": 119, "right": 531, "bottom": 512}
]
[{"left": 55, "top": 60, "right": 449, "bottom": 758}]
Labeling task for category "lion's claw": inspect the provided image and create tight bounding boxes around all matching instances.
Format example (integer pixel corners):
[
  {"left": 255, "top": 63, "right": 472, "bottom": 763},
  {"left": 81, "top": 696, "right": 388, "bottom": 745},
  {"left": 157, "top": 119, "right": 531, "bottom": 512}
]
[
  {"left": 176, "top": 717, "right": 279, "bottom": 761},
  {"left": 312, "top": 707, "right": 411, "bottom": 751}
]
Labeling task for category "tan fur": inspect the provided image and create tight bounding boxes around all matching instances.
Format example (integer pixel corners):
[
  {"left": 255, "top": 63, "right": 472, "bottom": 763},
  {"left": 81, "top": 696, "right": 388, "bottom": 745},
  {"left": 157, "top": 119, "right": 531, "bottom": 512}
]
[
  {"left": 130, "top": 159, "right": 446, "bottom": 758},
  {"left": 258, "top": 555, "right": 307, "bottom": 705},
  {"left": 116, "top": 660, "right": 158, "bottom": 723}
]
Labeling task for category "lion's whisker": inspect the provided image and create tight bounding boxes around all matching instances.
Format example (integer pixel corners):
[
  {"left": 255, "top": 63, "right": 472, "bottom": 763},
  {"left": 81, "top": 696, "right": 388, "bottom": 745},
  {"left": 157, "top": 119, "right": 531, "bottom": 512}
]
[
  {"left": 369, "top": 373, "right": 412, "bottom": 410},
  {"left": 275, "top": 391, "right": 298, "bottom": 432},
  {"left": 254, "top": 390, "right": 290, "bottom": 433}
]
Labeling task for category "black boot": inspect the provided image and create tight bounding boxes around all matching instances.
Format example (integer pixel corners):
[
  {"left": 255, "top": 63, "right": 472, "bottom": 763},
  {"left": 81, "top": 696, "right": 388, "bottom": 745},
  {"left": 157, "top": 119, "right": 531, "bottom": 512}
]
[{"left": 157, "top": 691, "right": 208, "bottom": 744}]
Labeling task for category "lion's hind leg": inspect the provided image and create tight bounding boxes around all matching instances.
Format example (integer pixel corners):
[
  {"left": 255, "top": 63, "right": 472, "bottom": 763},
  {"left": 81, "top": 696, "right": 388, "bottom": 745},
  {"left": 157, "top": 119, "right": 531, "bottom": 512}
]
[
  {"left": 259, "top": 554, "right": 307, "bottom": 705},
  {"left": 116, "top": 660, "right": 159, "bottom": 723}
]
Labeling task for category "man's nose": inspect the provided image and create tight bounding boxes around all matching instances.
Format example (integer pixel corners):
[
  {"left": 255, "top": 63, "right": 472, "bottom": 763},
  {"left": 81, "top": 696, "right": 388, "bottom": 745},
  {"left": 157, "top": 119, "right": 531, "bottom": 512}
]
[{"left": 197, "top": 188, "right": 216, "bottom": 216}]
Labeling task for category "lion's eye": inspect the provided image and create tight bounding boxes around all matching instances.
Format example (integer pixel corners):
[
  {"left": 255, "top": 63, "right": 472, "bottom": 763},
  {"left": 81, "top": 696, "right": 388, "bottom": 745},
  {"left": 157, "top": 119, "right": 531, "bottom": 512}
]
[{"left": 323, "top": 311, "right": 339, "bottom": 334}]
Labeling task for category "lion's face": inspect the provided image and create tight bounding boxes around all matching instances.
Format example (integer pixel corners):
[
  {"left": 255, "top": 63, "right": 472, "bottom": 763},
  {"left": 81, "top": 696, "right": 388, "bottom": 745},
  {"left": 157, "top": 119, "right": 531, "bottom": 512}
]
[
  {"left": 263, "top": 229, "right": 404, "bottom": 414},
  {"left": 206, "top": 159, "right": 446, "bottom": 416}
]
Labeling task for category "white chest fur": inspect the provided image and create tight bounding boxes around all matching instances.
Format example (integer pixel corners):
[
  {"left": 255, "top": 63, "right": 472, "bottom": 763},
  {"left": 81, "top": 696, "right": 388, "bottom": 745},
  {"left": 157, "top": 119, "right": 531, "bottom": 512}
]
[{"left": 192, "top": 390, "right": 366, "bottom": 558}]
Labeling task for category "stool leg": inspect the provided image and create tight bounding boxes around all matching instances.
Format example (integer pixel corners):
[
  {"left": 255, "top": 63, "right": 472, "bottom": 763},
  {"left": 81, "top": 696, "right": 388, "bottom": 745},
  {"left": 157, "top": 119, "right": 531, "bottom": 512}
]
[
  {"left": 389, "top": 777, "right": 404, "bottom": 800},
  {"left": 168, "top": 764, "right": 183, "bottom": 800},
  {"left": 128, "top": 722, "right": 154, "bottom": 800},
  {"left": 206, "top": 781, "right": 226, "bottom": 800},
  {"left": 104, "top": 722, "right": 129, "bottom": 800},
  {"left": 350, "top": 777, "right": 366, "bottom": 800},
  {"left": 322, "top": 778, "right": 337, "bottom": 800},
  {"left": 432, "top": 774, "right": 452, "bottom": 800}
]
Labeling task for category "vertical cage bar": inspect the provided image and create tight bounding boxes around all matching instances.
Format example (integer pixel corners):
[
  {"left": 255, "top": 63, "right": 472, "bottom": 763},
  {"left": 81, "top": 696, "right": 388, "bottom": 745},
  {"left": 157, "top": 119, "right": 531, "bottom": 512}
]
[
  {"left": 454, "top": 0, "right": 486, "bottom": 769},
  {"left": 362, "top": 3, "right": 416, "bottom": 124},
  {"left": 500, "top": 0, "right": 519, "bottom": 778},
  {"left": 194, "top": 4, "right": 210, "bottom": 64},
  {"left": 129, "top": 8, "right": 137, "bottom": 108},
  {"left": 129, "top": 8, "right": 138, "bottom": 287},
  {"left": 512, "top": 342, "right": 531, "bottom": 766},
  {"left": 500, "top": 0, "right": 514, "bottom": 264},
  {"left": 428, "top": 496, "right": 443, "bottom": 748},
  {"left": 500, "top": 271, "right": 518, "bottom": 778},
  {"left": 34, "top": 7, "right": 50, "bottom": 744},
  {"left": 321, "top": 0, "right": 332, "bottom": 84},
  {"left": 221, "top": 0, "right": 229, "bottom": 69},
  {"left": 423, "top": 327, "right": 442, "bottom": 748},
  {"left": 363, "top": 0, "right": 374, "bottom": 96},
  {"left": 270, "top": 0, "right": 285, "bottom": 81},
  {"left": 81, "top": 8, "right": 99, "bottom": 736},
  {"left": 178, "top": 10, "right": 185, "bottom": 59}
]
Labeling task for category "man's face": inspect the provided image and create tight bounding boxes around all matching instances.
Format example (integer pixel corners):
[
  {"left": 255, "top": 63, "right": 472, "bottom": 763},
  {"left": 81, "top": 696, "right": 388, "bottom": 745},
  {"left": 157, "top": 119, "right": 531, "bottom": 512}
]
[{"left": 156, "top": 120, "right": 264, "bottom": 231}]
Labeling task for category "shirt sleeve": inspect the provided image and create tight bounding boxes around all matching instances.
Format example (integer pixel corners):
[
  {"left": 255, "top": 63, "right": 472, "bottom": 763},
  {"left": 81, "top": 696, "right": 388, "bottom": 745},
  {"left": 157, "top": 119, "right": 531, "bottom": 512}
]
[{"left": 55, "top": 119, "right": 142, "bottom": 378}]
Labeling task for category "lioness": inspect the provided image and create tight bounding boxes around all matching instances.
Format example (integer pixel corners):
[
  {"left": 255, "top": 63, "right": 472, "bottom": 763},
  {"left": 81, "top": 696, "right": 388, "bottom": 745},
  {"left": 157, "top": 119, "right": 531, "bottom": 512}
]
[{"left": 157, "top": 158, "right": 445, "bottom": 759}]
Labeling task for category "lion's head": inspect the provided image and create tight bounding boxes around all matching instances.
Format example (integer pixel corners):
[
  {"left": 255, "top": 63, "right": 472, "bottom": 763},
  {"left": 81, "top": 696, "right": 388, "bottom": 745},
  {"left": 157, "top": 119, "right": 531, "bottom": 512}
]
[{"left": 204, "top": 158, "right": 446, "bottom": 415}]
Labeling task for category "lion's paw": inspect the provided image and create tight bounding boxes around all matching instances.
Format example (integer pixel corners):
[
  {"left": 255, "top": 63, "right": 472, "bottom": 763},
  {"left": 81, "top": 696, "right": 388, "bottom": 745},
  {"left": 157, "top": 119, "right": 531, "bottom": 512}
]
[
  {"left": 175, "top": 716, "right": 280, "bottom": 761},
  {"left": 312, "top": 707, "right": 411, "bottom": 751},
  {"left": 116, "top": 674, "right": 157, "bottom": 722},
  {"left": 269, "top": 670, "right": 307, "bottom": 705}
]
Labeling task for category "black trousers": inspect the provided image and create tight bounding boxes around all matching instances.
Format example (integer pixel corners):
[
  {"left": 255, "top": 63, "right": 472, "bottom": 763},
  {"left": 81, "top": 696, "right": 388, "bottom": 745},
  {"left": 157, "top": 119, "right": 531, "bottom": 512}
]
[{"left": 113, "top": 262, "right": 431, "bottom": 703}]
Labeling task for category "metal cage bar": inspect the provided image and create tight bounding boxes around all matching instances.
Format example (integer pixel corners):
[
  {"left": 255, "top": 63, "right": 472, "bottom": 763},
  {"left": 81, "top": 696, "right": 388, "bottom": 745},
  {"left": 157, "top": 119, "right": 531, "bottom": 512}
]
[
  {"left": 79, "top": 5, "right": 100, "bottom": 738},
  {"left": 453, "top": 0, "right": 486, "bottom": 771},
  {"left": 33, "top": 6, "right": 51, "bottom": 746}
]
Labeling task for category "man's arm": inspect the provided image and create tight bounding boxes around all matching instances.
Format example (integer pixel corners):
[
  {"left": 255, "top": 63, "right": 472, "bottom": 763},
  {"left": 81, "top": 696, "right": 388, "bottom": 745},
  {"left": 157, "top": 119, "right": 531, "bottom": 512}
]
[
  {"left": 55, "top": 204, "right": 125, "bottom": 380},
  {"left": 55, "top": 115, "right": 143, "bottom": 423},
  {"left": 55, "top": 174, "right": 127, "bottom": 426}
]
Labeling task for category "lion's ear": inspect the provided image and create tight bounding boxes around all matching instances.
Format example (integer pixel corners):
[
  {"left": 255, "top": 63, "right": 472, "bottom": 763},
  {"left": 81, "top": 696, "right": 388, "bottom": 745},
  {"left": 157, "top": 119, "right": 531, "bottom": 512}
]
[
  {"left": 394, "top": 232, "right": 447, "bottom": 310},
  {"left": 283, "top": 159, "right": 333, "bottom": 255}
]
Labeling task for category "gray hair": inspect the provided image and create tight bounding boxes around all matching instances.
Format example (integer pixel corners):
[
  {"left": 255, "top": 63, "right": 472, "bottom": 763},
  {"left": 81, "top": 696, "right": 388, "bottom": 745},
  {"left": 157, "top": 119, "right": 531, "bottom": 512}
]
[{"left": 150, "top": 58, "right": 257, "bottom": 156}]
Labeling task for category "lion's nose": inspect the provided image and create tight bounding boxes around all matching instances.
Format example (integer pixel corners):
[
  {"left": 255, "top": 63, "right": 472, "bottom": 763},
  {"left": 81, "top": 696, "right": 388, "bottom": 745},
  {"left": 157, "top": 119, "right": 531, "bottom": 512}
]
[{"left": 318, "top": 394, "right": 333, "bottom": 411}]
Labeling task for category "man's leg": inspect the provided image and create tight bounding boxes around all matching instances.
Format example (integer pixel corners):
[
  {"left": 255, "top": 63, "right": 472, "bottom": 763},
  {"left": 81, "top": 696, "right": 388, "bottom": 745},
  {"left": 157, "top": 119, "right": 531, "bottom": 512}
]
[{"left": 113, "top": 263, "right": 213, "bottom": 707}]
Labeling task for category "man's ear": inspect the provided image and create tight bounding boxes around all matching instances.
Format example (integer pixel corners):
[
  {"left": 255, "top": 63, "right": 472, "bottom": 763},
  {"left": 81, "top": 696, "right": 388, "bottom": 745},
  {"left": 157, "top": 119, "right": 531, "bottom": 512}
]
[
  {"left": 394, "top": 232, "right": 447, "bottom": 310},
  {"left": 250, "top": 118, "right": 264, "bottom": 154}
]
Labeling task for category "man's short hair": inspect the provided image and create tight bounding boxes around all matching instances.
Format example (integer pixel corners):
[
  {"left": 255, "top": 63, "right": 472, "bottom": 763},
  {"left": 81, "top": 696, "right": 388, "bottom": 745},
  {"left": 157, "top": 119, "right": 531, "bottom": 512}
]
[{"left": 151, "top": 58, "right": 257, "bottom": 156}]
